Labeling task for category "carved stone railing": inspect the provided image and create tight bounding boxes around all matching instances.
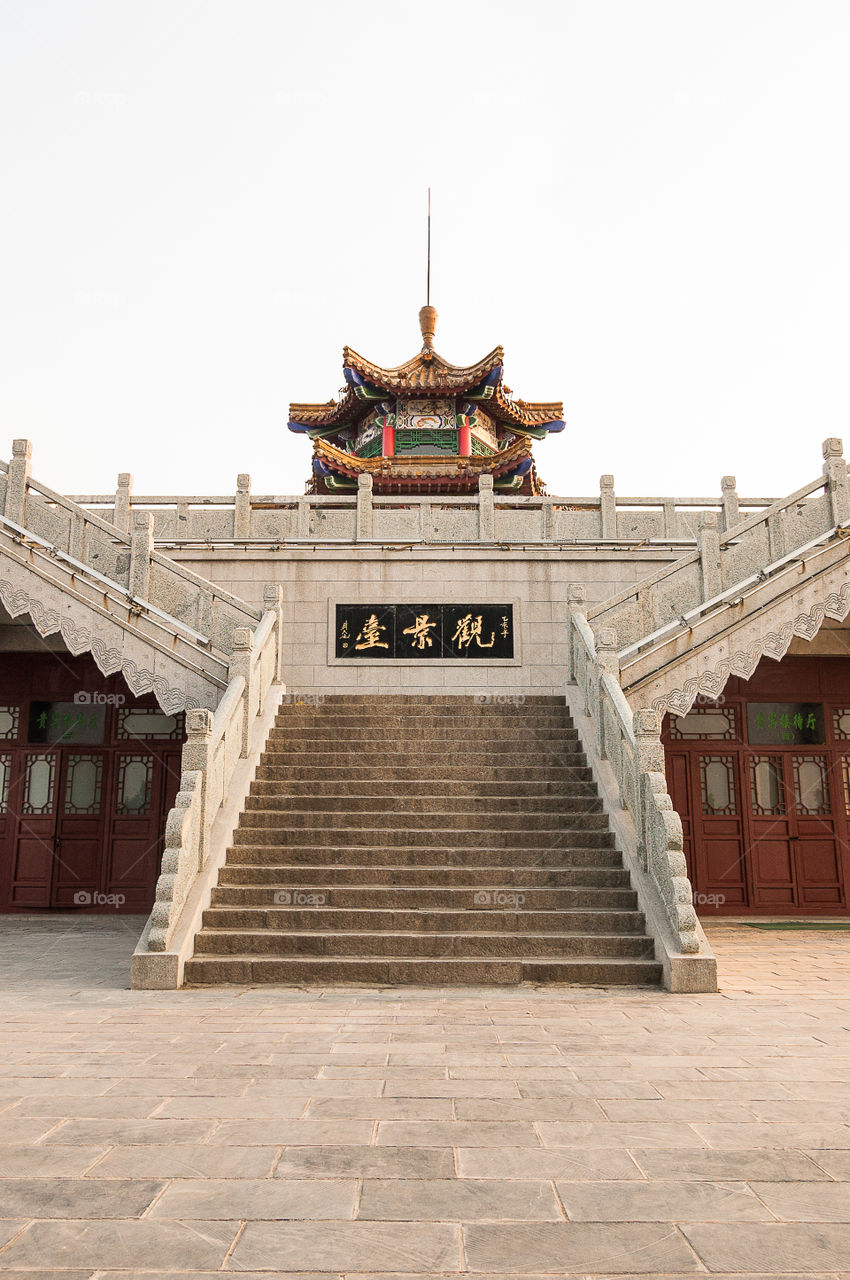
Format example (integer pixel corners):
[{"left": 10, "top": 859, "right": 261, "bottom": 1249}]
[
  {"left": 0, "top": 440, "right": 263, "bottom": 709},
  {"left": 568, "top": 586, "right": 708, "bottom": 969},
  {"left": 141, "top": 601, "right": 281, "bottom": 959},
  {"left": 64, "top": 466, "right": 779, "bottom": 547},
  {"left": 587, "top": 439, "right": 848, "bottom": 647}
]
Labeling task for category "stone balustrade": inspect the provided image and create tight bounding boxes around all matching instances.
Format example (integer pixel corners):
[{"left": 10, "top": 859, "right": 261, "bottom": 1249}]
[
  {"left": 567, "top": 586, "right": 715, "bottom": 989},
  {"left": 587, "top": 439, "right": 849, "bottom": 650},
  {"left": 59, "top": 469, "right": 783, "bottom": 548}
]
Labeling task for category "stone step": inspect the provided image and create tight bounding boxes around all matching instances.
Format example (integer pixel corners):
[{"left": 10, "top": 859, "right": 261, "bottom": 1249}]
[
  {"left": 260, "top": 745, "right": 588, "bottom": 763},
  {"left": 231, "top": 827, "right": 616, "bottom": 849},
  {"left": 227, "top": 845, "right": 625, "bottom": 868},
  {"left": 217, "top": 864, "right": 631, "bottom": 888},
  {"left": 280, "top": 694, "right": 566, "bottom": 705},
  {"left": 208, "top": 885, "right": 639, "bottom": 910},
  {"left": 272, "top": 712, "right": 575, "bottom": 728},
  {"left": 249, "top": 778, "right": 598, "bottom": 797},
  {"left": 184, "top": 955, "right": 663, "bottom": 986},
  {"left": 235, "top": 819, "right": 611, "bottom": 840},
  {"left": 241, "top": 794, "right": 604, "bottom": 815},
  {"left": 201, "top": 907, "right": 648, "bottom": 934},
  {"left": 266, "top": 728, "right": 580, "bottom": 744},
  {"left": 253, "top": 764, "right": 595, "bottom": 783},
  {"left": 192, "top": 929, "right": 653, "bottom": 958}
]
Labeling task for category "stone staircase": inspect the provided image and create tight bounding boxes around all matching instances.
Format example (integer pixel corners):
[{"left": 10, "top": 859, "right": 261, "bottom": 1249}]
[{"left": 184, "top": 696, "right": 662, "bottom": 986}]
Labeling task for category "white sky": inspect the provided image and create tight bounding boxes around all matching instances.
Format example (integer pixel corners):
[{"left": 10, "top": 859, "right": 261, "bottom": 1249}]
[{"left": 1, "top": 0, "right": 848, "bottom": 501}]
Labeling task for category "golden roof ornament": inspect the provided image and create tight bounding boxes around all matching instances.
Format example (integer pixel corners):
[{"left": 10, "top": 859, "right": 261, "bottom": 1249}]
[{"left": 419, "top": 304, "right": 437, "bottom": 352}]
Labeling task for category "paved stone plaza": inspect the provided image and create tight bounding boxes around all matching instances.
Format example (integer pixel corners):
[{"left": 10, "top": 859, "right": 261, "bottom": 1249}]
[{"left": 1, "top": 917, "right": 849, "bottom": 1277}]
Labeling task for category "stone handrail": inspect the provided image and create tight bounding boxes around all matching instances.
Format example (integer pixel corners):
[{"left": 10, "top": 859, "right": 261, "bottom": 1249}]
[
  {"left": 1, "top": 440, "right": 262, "bottom": 656},
  {"left": 145, "top": 598, "right": 281, "bottom": 953},
  {"left": 587, "top": 439, "right": 848, "bottom": 648},
  {"left": 568, "top": 587, "right": 702, "bottom": 956},
  {"left": 65, "top": 467, "right": 778, "bottom": 546}
]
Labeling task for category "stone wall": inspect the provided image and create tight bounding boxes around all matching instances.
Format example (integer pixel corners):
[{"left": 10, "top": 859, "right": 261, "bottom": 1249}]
[{"left": 167, "top": 546, "right": 682, "bottom": 696}]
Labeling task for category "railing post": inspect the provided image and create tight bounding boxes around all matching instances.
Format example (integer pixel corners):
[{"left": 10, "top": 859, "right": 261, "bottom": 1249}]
[
  {"left": 235, "top": 473, "right": 251, "bottom": 540},
  {"left": 297, "top": 496, "right": 310, "bottom": 538},
  {"left": 634, "top": 708, "right": 665, "bottom": 772},
  {"left": 541, "top": 497, "right": 554, "bottom": 541},
  {"left": 4, "top": 439, "right": 32, "bottom": 525},
  {"left": 599, "top": 474, "right": 616, "bottom": 539},
  {"left": 129, "top": 511, "right": 154, "bottom": 600},
  {"left": 823, "top": 437, "right": 849, "bottom": 525},
  {"left": 595, "top": 626, "right": 619, "bottom": 758},
  {"left": 356, "top": 473, "right": 373, "bottom": 541},
  {"left": 229, "top": 628, "right": 255, "bottom": 757},
  {"left": 567, "top": 584, "right": 586, "bottom": 684},
  {"left": 419, "top": 498, "right": 432, "bottom": 542},
  {"left": 697, "top": 511, "right": 722, "bottom": 599},
  {"left": 263, "top": 583, "right": 285, "bottom": 684},
  {"left": 182, "top": 709, "right": 212, "bottom": 864},
  {"left": 114, "top": 473, "right": 133, "bottom": 533},
  {"left": 478, "top": 473, "right": 495, "bottom": 541},
  {"left": 661, "top": 500, "right": 676, "bottom": 539},
  {"left": 721, "top": 475, "right": 739, "bottom": 531}
]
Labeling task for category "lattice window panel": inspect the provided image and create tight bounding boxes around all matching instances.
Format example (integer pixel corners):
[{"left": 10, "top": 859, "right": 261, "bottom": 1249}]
[
  {"left": 0, "top": 753, "right": 10, "bottom": 814},
  {"left": 22, "top": 755, "right": 56, "bottom": 815},
  {"left": 833, "top": 709, "right": 850, "bottom": 740},
  {"left": 116, "top": 755, "right": 154, "bottom": 815},
  {"left": 0, "top": 706, "right": 19, "bottom": 741},
  {"left": 793, "top": 755, "right": 830, "bottom": 816},
  {"left": 394, "top": 428, "right": 459, "bottom": 454},
  {"left": 700, "top": 755, "right": 738, "bottom": 815},
  {"left": 669, "top": 705, "right": 739, "bottom": 740},
  {"left": 64, "top": 754, "right": 104, "bottom": 815},
  {"left": 117, "top": 708, "right": 184, "bottom": 740},
  {"left": 749, "top": 755, "right": 785, "bottom": 816}
]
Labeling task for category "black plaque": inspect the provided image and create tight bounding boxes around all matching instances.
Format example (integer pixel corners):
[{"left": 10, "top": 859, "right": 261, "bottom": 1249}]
[
  {"left": 28, "top": 701, "right": 107, "bottom": 744},
  {"left": 335, "top": 604, "right": 514, "bottom": 659},
  {"left": 746, "top": 702, "right": 825, "bottom": 746}
]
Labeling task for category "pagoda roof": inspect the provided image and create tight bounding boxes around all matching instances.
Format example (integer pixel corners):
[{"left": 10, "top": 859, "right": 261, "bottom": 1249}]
[
  {"left": 312, "top": 434, "right": 533, "bottom": 490},
  {"left": 342, "top": 344, "right": 504, "bottom": 395}
]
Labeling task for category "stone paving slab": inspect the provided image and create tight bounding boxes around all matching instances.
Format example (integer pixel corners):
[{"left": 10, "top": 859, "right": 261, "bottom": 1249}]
[{"left": 0, "top": 918, "right": 850, "bottom": 1277}]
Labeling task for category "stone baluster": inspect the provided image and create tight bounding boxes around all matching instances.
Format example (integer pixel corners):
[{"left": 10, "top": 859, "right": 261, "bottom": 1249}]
[
  {"left": 721, "top": 476, "right": 739, "bottom": 532},
  {"left": 661, "top": 500, "right": 676, "bottom": 539},
  {"left": 566, "top": 583, "right": 587, "bottom": 690},
  {"left": 633, "top": 707, "right": 665, "bottom": 870},
  {"left": 600, "top": 474, "right": 616, "bottom": 539},
  {"left": 594, "top": 626, "right": 619, "bottom": 759},
  {"left": 697, "top": 511, "right": 722, "bottom": 600},
  {"left": 419, "top": 499, "right": 432, "bottom": 542},
  {"left": 263, "top": 583, "right": 285, "bottom": 684},
  {"left": 235, "top": 473, "right": 251, "bottom": 540},
  {"left": 823, "top": 437, "right": 849, "bottom": 526},
  {"left": 541, "top": 497, "right": 554, "bottom": 541},
  {"left": 129, "top": 511, "right": 154, "bottom": 600},
  {"left": 356, "top": 473, "right": 373, "bottom": 541},
  {"left": 228, "top": 628, "right": 255, "bottom": 757},
  {"left": 478, "top": 473, "right": 495, "bottom": 541},
  {"left": 182, "top": 709, "right": 213, "bottom": 865},
  {"left": 4, "top": 438, "right": 32, "bottom": 526},
  {"left": 114, "top": 473, "right": 133, "bottom": 533},
  {"left": 297, "top": 496, "right": 310, "bottom": 538}
]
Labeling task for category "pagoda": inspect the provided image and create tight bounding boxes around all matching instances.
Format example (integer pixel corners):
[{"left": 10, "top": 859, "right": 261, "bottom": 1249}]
[{"left": 288, "top": 306, "right": 565, "bottom": 495}]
